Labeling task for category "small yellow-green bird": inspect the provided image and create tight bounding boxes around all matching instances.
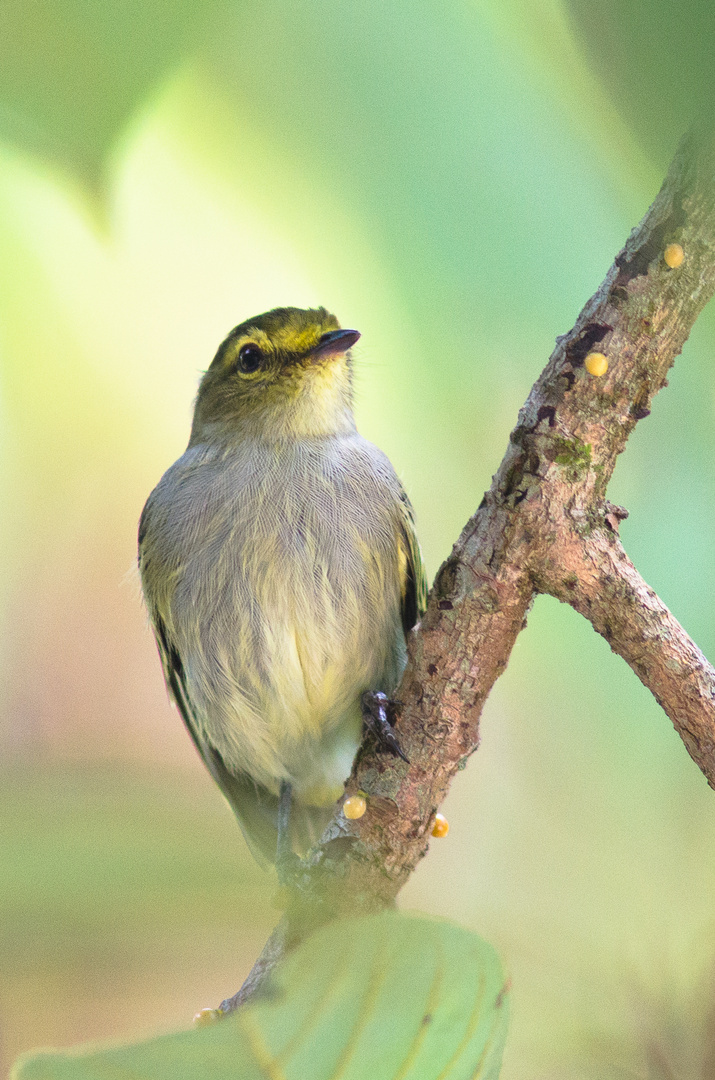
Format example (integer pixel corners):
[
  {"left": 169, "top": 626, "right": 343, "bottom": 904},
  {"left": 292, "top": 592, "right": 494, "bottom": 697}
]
[{"left": 138, "top": 307, "right": 426, "bottom": 866}]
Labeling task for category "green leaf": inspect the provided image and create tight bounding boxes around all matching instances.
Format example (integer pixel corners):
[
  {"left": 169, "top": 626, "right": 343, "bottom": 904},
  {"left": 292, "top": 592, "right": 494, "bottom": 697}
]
[
  {"left": 12, "top": 911, "right": 509, "bottom": 1080},
  {"left": 0, "top": 0, "right": 228, "bottom": 187}
]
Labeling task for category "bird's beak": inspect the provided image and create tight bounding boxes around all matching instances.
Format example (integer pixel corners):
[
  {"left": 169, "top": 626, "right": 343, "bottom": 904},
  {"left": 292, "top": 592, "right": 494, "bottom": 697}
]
[{"left": 308, "top": 328, "right": 361, "bottom": 362}]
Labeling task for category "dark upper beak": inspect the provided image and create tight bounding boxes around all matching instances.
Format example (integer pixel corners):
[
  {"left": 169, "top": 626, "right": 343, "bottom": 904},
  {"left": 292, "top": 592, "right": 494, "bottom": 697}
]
[{"left": 309, "top": 328, "right": 361, "bottom": 361}]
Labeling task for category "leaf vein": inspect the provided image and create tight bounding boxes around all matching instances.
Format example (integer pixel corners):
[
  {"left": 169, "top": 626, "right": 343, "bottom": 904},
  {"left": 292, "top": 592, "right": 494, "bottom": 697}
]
[
  {"left": 328, "top": 944, "right": 391, "bottom": 1080},
  {"left": 435, "top": 947, "right": 487, "bottom": 1080},
  {"left": 275, "top": 942, "right": 356, "bottom": 1067},
  {"left": 391, "top": 937, "right": 445, "bottom": 1080},
  {"left": 239, "top": 1011, "right": 288, "bottom": 1080}
]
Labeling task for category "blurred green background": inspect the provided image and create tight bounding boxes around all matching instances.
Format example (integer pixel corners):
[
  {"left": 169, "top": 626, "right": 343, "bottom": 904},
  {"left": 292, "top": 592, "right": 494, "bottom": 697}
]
[{"left": 1, "top": 1, "right": 715, "bottom": 1077}]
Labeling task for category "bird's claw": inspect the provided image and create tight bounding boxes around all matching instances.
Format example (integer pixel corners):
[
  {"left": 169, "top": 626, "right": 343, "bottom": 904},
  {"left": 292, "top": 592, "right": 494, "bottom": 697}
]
[{"left": 361, "top": 691, "right": 410, "bottom": 763}]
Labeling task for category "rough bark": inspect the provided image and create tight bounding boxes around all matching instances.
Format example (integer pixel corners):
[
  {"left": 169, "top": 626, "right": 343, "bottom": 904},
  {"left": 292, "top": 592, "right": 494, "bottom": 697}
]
[{"left": 220, "top": 127, "right": 715, "bottom": 1014}]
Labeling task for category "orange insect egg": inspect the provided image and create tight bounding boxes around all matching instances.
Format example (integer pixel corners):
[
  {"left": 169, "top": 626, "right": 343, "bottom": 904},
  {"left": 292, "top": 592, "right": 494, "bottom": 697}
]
[
  {"left": 664, "top": 243, "right": 684, "bottom": 268},
  {"left": 584, "top": 352, "right": 608, "bottom": 377},
  {"left": 431, "top": 813, "right": 449, "bottom": 838},
  {"left": 343, "top": 794, "right": 367, "bottom": 820},
  {"left": 193, "top": 1008, "right": 221, "bottom": 1027}
]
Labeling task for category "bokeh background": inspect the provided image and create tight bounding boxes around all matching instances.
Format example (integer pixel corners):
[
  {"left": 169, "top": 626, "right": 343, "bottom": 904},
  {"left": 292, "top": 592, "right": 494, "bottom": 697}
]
[{"left": 2, "top": 1, "right": 715, "bottom": 1076}]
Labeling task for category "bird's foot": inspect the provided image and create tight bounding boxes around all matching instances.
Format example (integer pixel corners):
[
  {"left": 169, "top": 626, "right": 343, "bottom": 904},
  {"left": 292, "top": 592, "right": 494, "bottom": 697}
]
[
  {"left": 275, "top": 779, "right": 304, "bottom": 888},
  {"left": 275, "top": 780, "right": 313, "bottom": 890},
  {"left": 361, "top": 691, "right": 410, "bottom": 763}
]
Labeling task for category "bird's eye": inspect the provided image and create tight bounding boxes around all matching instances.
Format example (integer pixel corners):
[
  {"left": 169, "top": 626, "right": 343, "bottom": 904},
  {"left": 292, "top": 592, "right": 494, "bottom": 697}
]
[{"left": 237, "top": 343, "right": 264, "bottom": 373}]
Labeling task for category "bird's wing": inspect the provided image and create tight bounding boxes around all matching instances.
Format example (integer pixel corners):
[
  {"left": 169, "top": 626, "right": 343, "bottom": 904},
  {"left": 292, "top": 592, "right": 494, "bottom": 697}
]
[
  {"left": 139, "top": 497, "right": 285, "bottom": 865},
  {"left": 397, "top": 489, "right": 428, "bottom": 636},
  {"left": 151, "top": 615, "right": 283, "bottom": 866}
]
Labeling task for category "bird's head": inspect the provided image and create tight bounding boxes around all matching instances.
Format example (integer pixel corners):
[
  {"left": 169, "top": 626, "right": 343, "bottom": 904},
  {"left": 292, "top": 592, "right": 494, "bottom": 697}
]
[{"left": 189, "top": 307, "right": 360, "bottom": 445}]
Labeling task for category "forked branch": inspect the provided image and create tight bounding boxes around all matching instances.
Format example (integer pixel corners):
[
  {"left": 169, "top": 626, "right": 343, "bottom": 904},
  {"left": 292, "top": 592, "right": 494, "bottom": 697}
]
[{"left": 222, "top": 126, "right": 715, "bottom": 1013}]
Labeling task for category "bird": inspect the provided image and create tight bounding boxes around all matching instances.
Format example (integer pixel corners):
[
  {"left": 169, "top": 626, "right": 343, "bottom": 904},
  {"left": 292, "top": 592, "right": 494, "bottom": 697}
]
[{"left": 138, "top": 306, "right": 426, "bottom": 867}]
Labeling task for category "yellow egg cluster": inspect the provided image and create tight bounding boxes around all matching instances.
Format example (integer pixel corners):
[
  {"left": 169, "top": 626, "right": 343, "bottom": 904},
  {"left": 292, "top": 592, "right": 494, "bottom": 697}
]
[
  {"left": 585, "top": 352, "right": 608, "bottom": 377},
  {"left": 431, "top": 813, "right": 449, "bottom": 838},
  {"left": 343, "top": 794, "right": 367, "bottom": 820},
  {"left": 193, "top": 1008, "right": 221, "bottom": 1027},
  {"left": 664, "top": 243, "right": 684, "bottom": 268}
]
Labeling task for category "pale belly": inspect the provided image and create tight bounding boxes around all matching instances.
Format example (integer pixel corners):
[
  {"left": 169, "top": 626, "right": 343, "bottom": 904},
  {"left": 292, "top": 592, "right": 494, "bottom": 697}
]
[{"left": 160, "top": 437, "right": 408, "bottom": 800}]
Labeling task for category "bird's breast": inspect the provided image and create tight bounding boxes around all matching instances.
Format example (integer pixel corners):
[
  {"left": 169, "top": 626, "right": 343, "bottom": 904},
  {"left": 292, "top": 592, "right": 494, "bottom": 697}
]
[{"left": 153, "top": 436, "right": 407, "bottom": 794}]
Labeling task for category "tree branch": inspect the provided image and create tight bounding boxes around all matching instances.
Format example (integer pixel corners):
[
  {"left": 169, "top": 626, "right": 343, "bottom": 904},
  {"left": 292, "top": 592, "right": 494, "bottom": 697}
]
[
  {"left": 543, "top": 531, "right": 715, "bottom": 785},
  {"left": 221, "top": 127, "right": 715, "bottom": 1012}
]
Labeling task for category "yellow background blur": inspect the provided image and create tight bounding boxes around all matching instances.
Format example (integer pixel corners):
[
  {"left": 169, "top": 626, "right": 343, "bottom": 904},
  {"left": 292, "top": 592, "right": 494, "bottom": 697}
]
[{"left": 2, "top": 1, "right": 715, "bottom": 1076}]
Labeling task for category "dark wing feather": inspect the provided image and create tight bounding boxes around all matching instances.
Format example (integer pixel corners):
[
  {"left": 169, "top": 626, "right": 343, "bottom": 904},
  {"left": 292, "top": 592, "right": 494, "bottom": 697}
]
[
  {"left": 152, "top": 617, "right": 281, "bottom": 866},
  {"left": 397, "top": 490, "right": 428, "bottom": 636},
  {"left": 140, "top": 497, "right": 282, "bottom": 864}
]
